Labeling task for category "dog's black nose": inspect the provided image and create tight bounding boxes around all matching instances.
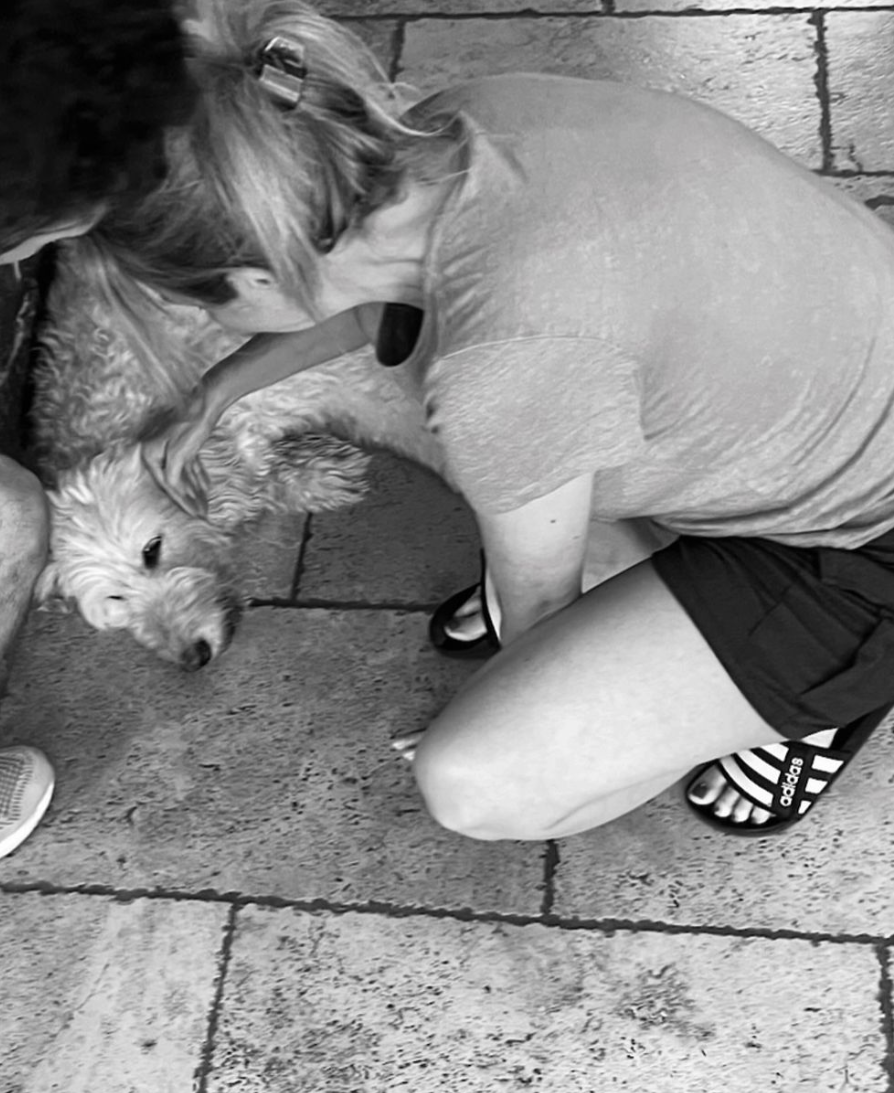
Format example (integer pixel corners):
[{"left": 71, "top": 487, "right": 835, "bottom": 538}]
[{"left": 181, "top": 639, "right": 212, "bottom": 672}]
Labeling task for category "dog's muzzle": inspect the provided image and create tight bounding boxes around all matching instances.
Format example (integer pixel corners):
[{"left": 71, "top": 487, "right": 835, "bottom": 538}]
[{"left": 177, "top": 594, "right": 244, "bottom": 672}]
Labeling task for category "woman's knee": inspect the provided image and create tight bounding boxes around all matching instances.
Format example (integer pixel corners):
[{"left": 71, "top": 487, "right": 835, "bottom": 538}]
[
  {"left": 412, "top": 714, "right": 550, "bottom": 842},
  {"left": 412, "top": 735, "right": 508, "bottom": 840}
]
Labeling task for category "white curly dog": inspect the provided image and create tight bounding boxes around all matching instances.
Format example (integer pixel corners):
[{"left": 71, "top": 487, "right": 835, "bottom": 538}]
[
  {"left": 32, "top": 241, "right": 444, "bottom": 669},
  {"left": 32, "top": 242, "right": 668, "bottom": 670}
]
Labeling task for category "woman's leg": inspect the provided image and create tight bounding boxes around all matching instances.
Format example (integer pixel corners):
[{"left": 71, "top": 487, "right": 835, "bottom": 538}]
[{"left": 413, "top": 559, "right": 784, "bottom": 841}]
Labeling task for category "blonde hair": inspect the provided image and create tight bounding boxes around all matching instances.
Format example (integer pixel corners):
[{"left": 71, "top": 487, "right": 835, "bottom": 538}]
[{"left": 94, "top": 0, "right": 460, "bottom": 311}]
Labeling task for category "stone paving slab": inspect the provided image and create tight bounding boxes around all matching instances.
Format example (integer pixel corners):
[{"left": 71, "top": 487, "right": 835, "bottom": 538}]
[
  {"left": 327, "top": 0, "right": 894, "bottom": 12},
  {"left": 1, "top": 891, "right": 226, "bottom": 1093},
  {"left": 299, "top": 453, "right": 479, "bottom": 605},
  {"left": 400, "top": 14, "right": 822, "bottom": 165},
  {"left": 214, "top": 455, "right": 478, "bottom": 608},
  {"left": 207, "top": 906, "right": 888, "bottom": 1092},
  {"left": 233, "top": 512, "right": 306, "bottom": 602},
  {"left": 322, "top": 0, "right": 609, "bottom": 13},
  {"left": 339, "top": 15, "right": 398, "bottom": 66},
  {"left": 0, "top": 608, "right": 544, "bottom": 916},
  {"left": 618, "top": 0, "right": 894, "bottom": 8},
  {"left": 827, "top": 11, "right": 894, "bottom": 172},
  {"left": 552, "top": 718, "right": 894, "bottom": 937},
  {"left": 7, "top": 567, "right": 894, "bottom": 940}
]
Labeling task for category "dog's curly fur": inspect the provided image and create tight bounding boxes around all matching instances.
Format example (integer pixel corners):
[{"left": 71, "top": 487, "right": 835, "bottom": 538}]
[{"left": 32, "top": 241, "right": 444, "bottom": 668}]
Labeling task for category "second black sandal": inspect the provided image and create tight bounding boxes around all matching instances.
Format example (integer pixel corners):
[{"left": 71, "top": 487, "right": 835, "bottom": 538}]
[{"left": 429, "top": 554, "right": 501, "bottom": 659}]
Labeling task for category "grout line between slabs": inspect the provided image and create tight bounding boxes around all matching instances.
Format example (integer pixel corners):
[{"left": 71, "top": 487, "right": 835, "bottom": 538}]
[
  {"left": 343, "top": 6, "right": 894, "bottom": 20},
  {"left": 248, "top": 596, "right": 460, "bottom": 614},
  {"left": 811, "top": 10, "right": 835, "bottom": 173},
  {"left": 195, "top": 903, "right": 239, "bottom": 1093},
  {"left": 541, "top": 840, "right": 560, "bottom": 917},
  {"left": 389, "top": 18, "right": 407, "bottom": 81},
  {"left": 358, "top": 6, "right": 894, "bottom": 22},
  {"left": 288, "top": 512, "right": 316, "bottom": 601},
  {"left": 877, "top": 942, "right": 894, "bottom": 1093},
  {"left": 3, "top": 880, "right": 893, "bottom": 948}
]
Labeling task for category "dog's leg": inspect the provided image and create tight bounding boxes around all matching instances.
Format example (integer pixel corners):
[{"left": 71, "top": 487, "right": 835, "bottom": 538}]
[
  {"left": 200, "top": 429, "right": 372, "bottom": 528},
  {"left": 268, "top": 433, "right": 372, "bottom": 512}
]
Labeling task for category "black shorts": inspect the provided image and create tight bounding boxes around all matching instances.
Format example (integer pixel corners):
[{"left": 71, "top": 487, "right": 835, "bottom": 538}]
[{"left": 651, "top": 528, "right": 894, "bottom": 740}]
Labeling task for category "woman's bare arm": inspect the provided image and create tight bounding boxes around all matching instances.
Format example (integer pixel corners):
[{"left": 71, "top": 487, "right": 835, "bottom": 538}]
[
  {"left": 476, "top": 472, "right": 594, "bottom": 647},
  {"left": 197, "top": 304, "right": 377, "bottom": 422},
  {"left": 141, "top": 303, "right": 380, "bottom": 513}
]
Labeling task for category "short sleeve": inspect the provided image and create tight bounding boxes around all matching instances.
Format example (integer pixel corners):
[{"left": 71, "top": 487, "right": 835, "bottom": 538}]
[{"left": 422, "top": 336, "right": 646, "bottom": 513}]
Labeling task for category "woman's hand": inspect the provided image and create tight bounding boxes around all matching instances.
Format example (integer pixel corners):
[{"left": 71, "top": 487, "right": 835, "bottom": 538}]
[{"left": 139, "top": 392, "right": 215, "bottom": 517}]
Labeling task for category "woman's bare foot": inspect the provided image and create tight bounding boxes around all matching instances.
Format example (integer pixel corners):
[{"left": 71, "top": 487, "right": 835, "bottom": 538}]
[
  {"left": 686, "top": 728, "right": 839, "bottom": 826},
  {"left": 687, "top": 764, "right": 774, "bottom": 825},
  {"left": 441, "top": 588, "right": 487, "bottom": 643}
]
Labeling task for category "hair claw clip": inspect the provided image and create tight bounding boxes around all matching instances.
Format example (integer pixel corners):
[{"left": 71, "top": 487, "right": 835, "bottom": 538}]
[{"left": 256, "top": 34, "right": 307, "bottom": 108}]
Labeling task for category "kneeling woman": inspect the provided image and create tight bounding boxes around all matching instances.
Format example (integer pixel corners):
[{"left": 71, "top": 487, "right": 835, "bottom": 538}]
[{"left": 94, "top": 0, "right": 894, "bottom": 839}]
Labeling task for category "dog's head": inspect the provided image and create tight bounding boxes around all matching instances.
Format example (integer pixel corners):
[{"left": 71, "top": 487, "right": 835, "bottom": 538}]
[{"left": 36, "top": 444, "right": 243, "bottom": 670}]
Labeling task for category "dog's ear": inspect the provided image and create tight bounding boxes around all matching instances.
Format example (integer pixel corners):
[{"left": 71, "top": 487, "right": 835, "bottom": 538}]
[{"left": 32, "top": 561, "right": 71, "bottom": 614}]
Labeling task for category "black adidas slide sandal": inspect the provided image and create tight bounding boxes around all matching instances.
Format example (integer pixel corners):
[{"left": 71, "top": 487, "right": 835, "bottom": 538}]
[
  {"left": 429, "top": 554, "right": 501, "bottom": 659},
  {"left": 685, "top": 704, "right": 889, "bottom": 836}
]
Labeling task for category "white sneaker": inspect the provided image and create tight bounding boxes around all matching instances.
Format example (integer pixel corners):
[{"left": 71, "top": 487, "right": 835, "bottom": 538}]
[{"left": 0, "top": 746, "right": 55, "bottom": 859}]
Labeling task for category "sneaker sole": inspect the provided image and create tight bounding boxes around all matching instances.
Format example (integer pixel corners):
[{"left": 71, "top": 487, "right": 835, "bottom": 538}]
[{"left": 0, "top": 774, "right": 55, "bottom": 859}]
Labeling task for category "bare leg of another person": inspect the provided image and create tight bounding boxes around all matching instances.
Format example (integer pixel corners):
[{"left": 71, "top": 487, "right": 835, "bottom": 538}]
[{"left": 0, "top": 456, "right": 55, "bottom": 859}]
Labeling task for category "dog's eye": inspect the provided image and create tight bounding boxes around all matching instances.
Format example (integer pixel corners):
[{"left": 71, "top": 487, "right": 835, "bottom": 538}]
[
  {"left": 107, "top": 595, "right": 124, "bottom": 600},
  {"left": 142, "top": 536, "right": 163, "bottom": 570}
]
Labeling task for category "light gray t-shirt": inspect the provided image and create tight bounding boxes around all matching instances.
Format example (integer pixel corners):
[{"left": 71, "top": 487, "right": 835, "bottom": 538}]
[{"left": 400, "top": 75, "right": 894, "bottom": 549}]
